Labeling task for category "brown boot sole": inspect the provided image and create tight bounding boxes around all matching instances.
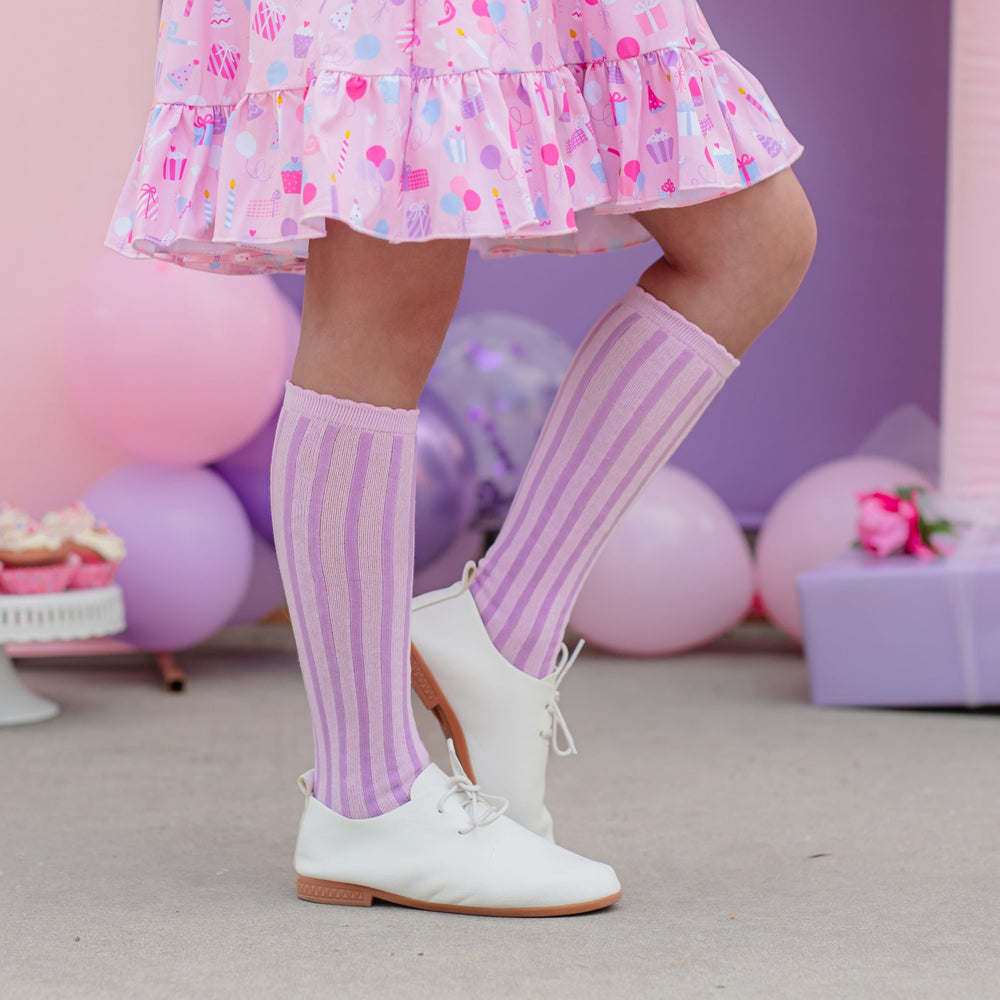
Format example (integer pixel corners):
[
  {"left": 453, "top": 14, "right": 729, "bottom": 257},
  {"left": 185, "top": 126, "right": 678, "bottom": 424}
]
[
  {"left": 297, "top": 875, "right": 621, "bottom": 916},
  {"left": 410, "top": 642, "right": 476, "bottom": 783}
]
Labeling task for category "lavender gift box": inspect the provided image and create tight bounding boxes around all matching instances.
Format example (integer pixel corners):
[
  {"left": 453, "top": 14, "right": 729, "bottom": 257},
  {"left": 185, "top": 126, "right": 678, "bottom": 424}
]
[{"left": 798, "top": 550, "right": 1000, "bottom": 707}]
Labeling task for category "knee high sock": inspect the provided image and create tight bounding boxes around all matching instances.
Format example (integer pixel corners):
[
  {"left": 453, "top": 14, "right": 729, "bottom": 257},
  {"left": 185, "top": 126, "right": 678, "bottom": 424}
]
[
  {"left": 471, "top": 286, "right": 739, "bottom": 680},
  {"left": 271, "top": 382, "right": 429, "bottom": 818}
]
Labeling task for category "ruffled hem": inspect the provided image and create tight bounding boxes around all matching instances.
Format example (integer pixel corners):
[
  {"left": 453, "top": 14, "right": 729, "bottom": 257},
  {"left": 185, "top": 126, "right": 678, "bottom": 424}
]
[{"left": 107, "top": 44, "right": 803, "bottom": 275}]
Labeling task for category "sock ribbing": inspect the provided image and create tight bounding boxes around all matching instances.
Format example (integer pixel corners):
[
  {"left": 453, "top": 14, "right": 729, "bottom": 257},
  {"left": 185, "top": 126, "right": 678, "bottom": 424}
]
[
  {"left": 271, "top": 381, "right": 429, "bottom": 817},
  {"left": 471, "top": 287, "right": 737, "bottom": 679}
]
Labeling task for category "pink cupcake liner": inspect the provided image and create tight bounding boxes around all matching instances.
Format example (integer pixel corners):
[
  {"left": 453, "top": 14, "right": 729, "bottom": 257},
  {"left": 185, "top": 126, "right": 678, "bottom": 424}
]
[
  {"left": 0, "top": 555, "right": 80, "bottom": 595},
  {"left": 68, "top": 559, "right": 122, "bottom": 590}
]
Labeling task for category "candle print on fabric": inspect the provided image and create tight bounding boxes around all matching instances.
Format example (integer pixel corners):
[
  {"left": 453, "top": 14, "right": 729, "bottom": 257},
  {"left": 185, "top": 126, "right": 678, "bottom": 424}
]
[{"left": 109, "top": 0, "right": 803, "bottom": 274}]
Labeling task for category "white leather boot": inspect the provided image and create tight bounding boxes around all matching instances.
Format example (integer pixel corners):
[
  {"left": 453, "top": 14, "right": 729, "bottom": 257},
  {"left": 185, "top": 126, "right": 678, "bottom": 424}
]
[
  {"left": 410, "top": 563, "right": 581, "bottom": 842},
  {"left": 294, "top": 743, "right": 621, "bottom": 916}
]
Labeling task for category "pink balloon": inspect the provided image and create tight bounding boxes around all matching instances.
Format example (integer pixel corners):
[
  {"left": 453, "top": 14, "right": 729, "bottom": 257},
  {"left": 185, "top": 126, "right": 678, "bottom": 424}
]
[
  {"left": 366, "top": 144, "right": 386, "bottom": 167},
  {"left": 540, "top": 143, "right": 559, "bottom": 166},
  {"left": 565, "top": 165, "right": 576, "bottom": 187},
  {"left": 624, "top": 159, "right": 641, "bottom": 181},
  {"left": 83, "top": 463, "right": 254, "bottom": 651},
  {"left": 478, "top": 15, "right": 494, "bottom": 34},
  {"left": 346, "top": 75, "right": 367, "bottom": 101},
  {"left": 450, "top": 176, "right": 469, "bottom": 196},
  {"left": 616, "top": 36, "right": 641, "bottom": 59},
  {"left": 756, "top": 456, "right": 932, "bottom": 640},
  {"left": 62, "top": 254, "right": 294, "bottom": 465},
  {"left": 463, "top": 189, "right": 481, "bottom": 211},
  {"left": 569, "top": 467, "right": 754, "bottom": 655}
]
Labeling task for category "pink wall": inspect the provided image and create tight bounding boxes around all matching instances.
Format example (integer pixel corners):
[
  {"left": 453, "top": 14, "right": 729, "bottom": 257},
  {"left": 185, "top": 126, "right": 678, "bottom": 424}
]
[
  {"left": 940, "top": 0, "right": 1000, "bottom": 499},
  {"left": 0, "top": 5, "right": 158, "bottom": 514}
]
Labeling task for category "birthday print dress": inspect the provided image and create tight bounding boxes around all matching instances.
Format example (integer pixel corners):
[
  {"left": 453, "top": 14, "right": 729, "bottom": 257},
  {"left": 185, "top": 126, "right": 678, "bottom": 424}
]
[{"left": 108, "top": 0, "right": 804, "bottom": 274}]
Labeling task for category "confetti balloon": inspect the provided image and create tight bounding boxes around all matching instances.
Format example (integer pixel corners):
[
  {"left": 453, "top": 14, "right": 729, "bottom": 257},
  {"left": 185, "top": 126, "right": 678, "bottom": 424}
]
[
  {"left": 414, "top": 389, "right": 478, "bottom": 572},
  {"left": 428, "top": 313, "right": 574, "bottom": 530}
]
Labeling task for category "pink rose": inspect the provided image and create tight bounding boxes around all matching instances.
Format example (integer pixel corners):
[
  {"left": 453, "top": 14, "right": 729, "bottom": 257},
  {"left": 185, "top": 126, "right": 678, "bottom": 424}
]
[{"left": 856, "top": 490, "right": 920, "bottom": 558}]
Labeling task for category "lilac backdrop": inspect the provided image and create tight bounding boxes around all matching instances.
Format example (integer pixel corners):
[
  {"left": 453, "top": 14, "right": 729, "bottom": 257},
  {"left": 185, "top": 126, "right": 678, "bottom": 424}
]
[{"left": 275, "top": 0, "right": 950, "bottom": 525}]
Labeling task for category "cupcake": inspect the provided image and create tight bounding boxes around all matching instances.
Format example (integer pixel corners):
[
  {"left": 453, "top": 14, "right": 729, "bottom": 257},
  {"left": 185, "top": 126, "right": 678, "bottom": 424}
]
[
  {"left": 0, "top": 523, "right": 76, "bottom": 594},
  {"left": 281, "top": 157, "right": 304, "bottom": 194},
  {"left": 293, "top": 21, "right": 314, "bottom": 58},
  {"left": 37, "top": 503, "right": 127, "bottom": 589},
  {"left": 65, "top": 524, "right": 127, "bottom": 589}
]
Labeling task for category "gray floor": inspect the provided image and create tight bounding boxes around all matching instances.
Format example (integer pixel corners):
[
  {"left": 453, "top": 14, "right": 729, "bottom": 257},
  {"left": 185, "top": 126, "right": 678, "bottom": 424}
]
[{"left": 3, "top": 625, "right": 999, "bottom": 1000}]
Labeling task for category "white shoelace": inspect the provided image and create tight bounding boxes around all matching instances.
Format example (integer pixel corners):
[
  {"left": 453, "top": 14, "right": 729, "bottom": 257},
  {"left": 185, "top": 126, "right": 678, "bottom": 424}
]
[
  {"left": 451, "top": 562, "right": 581, "bottom": 759},
  {"left": 543, "top": 640, "right": 583, "bottom": 757},
  {"left": 438, "top": 740, "right": 509, "bottom": 834}
]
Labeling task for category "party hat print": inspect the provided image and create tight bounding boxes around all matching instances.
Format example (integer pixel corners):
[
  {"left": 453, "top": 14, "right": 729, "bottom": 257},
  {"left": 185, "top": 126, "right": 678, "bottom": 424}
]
[
  {"left": 647, "top": 81, "right": 665, "bottom": 113},
  {"left": 167, "top": 59, "right": 199, "bottom": 90},
  {"left": 247, "top": 94, "right": 265, "bottom": 120},
  {"left": 210, "top": 0, "right": 233, "bottom": 26},
  {"left": 329, "top": 2, "right": 354, "bottom": 32}
]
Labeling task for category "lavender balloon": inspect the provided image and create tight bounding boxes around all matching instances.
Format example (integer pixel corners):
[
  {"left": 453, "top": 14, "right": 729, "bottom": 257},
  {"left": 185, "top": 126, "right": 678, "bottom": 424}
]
[
  {"left": 213, "top": 409, "right": 280, "bottom": 542},
  {"left": 428, "top": 313, "right": 574, "bottom": 530},
  {"left": 83, "top": 463, "right": 254, "bottom": 651},
  {"left": 415, "top": 388, "right": 478, "bottom": 572},
  {"left": 227, "top": 531, "right": 286, "bottom": 627}
]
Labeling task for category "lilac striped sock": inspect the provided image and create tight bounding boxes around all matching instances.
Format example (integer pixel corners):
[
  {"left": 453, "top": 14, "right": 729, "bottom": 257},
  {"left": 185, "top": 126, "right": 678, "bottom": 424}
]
[
  {"left": 471, "top": 286, "right": 739, "bottom": 680},
  {"left": 271, "top": 382, "right": 429, "bottom": 818}
]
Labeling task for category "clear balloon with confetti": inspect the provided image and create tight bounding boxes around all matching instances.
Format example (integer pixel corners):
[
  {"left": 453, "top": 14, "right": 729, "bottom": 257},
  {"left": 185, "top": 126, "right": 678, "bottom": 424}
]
[{"left": 428, "top": 313, "right": 574, "bottom": 531}]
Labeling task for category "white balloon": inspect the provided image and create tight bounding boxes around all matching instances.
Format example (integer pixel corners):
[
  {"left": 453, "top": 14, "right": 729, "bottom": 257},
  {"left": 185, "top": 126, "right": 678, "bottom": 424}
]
[{"left": 236, "top": 130, "right": 258, "bottom": 158}]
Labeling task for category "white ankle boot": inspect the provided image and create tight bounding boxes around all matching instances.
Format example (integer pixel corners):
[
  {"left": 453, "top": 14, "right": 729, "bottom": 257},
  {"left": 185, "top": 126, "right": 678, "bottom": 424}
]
[
  {"left": 410, "top": 563, "right": 581, "bottom": 842},
  {"left": 294, "top": 744, "right": 621, "bottom": 916}
]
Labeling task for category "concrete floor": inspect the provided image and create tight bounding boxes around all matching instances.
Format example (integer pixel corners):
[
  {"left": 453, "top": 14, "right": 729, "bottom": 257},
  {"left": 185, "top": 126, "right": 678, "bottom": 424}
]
[{"left": 2, "top": 625, "right": 999, "bottom": 1000}]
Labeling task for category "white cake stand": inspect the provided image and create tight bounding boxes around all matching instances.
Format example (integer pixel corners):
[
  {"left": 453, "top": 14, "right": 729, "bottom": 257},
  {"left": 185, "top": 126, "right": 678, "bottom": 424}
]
[{"left": 0, "top": 585, "right": 125, "bottom": 725}]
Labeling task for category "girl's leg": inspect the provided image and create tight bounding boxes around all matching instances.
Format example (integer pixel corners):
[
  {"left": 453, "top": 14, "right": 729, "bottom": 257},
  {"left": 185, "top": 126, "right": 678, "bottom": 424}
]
[
  {"left": 274, "top": 224, "right": 621, "bottom": 914},
  {"left": 470, "top": 169, "right": 817, "bottom": 679},
  {"left": 274, "top": 223, "right": 469, "bottom": 817}
]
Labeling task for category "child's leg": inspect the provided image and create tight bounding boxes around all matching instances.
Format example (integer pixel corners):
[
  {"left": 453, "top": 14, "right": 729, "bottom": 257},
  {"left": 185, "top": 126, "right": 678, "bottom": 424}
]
[
  {"left": 472, "top": 169, "right": 817, "bottom": 679},
  {"left": 274, "top": 223, "right": 469, "bottom": 817}
]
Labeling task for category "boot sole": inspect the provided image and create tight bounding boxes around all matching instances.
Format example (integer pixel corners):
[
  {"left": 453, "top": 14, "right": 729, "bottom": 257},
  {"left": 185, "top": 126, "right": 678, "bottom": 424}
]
[
  {"left": 297, "top": 875, "right": 621, "bottom": 916},
  {"left": 410, "top": 643, "right": 476, "bottom": 783}
]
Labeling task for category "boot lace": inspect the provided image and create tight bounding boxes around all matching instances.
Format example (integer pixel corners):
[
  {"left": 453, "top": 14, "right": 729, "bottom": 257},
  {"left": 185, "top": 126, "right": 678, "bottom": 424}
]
[
  {"left": 542, "top": 639, "right": 583, "bottom": 757},
  {"left": 437, "top": 740, "right": 509, "bottom": 834},
  {"left": 456, "top": 562, "right": 581, "bottom": 759}
]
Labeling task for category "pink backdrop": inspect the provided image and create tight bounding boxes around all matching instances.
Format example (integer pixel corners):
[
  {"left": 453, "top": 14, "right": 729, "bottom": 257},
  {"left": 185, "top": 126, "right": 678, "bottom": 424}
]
[
  {"left": 0, "top": 4, "right": 157, "bottom": 514},
  {"left": 940, "top": 0, "right": 1000, "bottom": 499}
]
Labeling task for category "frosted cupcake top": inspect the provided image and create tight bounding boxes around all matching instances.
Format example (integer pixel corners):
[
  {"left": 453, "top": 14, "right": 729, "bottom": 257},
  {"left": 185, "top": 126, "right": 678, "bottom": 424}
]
[
  {"left": 72, "top": 527, "right": 127, "bottom": 563},
  {"left": 40, "top": 502, "right": 98, "bottom": 539},
  {"left": 0, "top": 525, "right": 64, "bottom": 555}
]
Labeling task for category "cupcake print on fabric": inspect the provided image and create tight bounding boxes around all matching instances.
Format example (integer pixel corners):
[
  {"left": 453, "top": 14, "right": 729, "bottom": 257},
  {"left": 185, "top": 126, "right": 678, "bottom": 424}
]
[{"left": 108, "top": 0, "right": 803, "bottom": 274}]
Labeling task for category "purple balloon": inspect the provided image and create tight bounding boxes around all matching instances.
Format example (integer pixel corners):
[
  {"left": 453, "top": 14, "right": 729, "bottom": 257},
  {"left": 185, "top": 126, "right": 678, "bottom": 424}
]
[
  {"left": 270, "top": 273, "right": 305, "bottom": 315},
  {"left": 227, "top": 531, "right": 286, "bottom": 627},
  {"left": 83, "top": 464, "right": 254, "bottom": 651},
  {"left": 214, "top": 464, "right": 273, "bottom": 543},
  {"left": 213, "top": 410, "right": 280, "bottom": 542},
  {"left": 415, "top": 388, "right": 478, "bottom": 572},
  {"left": 480, "top": 144, "right": 501, "bottom": 170}
]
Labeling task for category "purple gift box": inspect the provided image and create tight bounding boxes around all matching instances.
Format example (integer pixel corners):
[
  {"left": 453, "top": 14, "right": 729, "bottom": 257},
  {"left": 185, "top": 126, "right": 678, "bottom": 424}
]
[{"left": 798, "top": 550, "right": 1000, "bottom": 708}]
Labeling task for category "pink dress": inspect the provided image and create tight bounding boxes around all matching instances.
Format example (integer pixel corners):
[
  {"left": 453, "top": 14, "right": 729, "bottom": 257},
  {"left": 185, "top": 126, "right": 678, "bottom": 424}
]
[{"left": 107, "top": 0, "right": 803, "bottom": 274}]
